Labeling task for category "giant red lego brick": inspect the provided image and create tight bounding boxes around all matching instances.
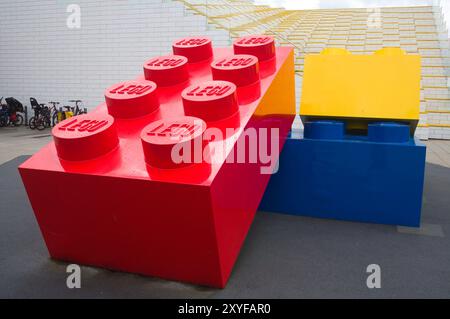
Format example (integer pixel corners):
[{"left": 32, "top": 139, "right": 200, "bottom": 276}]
[{"left": 19, "top": 35, "right": 296, "bottom": 288}]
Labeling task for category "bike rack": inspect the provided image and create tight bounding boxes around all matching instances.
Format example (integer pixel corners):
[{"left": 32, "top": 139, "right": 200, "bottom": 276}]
[{"left": 24, "top": 106, "right": 29, "bottom": 126}]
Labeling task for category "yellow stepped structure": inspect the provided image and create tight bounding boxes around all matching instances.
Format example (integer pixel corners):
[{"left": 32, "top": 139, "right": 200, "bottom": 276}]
[{"left": 176, "top": 0, "right": 450, "bottom": 140}]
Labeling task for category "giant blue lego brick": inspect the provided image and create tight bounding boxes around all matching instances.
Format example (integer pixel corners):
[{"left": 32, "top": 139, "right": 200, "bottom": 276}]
[{"left": 260, "top": 121, "right": 426, "bottom": 227}]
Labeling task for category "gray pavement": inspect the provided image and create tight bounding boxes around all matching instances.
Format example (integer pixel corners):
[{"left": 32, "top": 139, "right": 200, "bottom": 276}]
[{"left": 0, "top": 126, "right": 449, "bottom": 298}]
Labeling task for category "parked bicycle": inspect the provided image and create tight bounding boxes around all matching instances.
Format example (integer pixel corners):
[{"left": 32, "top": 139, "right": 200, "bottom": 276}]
[
  {"left": 0, "top": 97, "right": 24, "bottom": 127},
  {"left": 65, "top": 99, "right": 86, "bottom": 116},
  {"left": 29, "top": 97, "right": 51, "bottom": 130},
  {"left": 48, "top": 101, "right": 74, "bottom": 126}
]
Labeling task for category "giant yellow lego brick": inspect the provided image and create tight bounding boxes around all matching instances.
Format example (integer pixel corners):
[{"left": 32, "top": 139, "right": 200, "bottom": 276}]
[{"left": 300, "top": 48, "right": 421, "bottom": 134}]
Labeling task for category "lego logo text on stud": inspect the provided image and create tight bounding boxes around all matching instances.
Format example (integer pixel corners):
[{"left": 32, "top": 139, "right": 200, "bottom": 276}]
[
  {"left": 214, "top": 56, "right": 256, "bottom": 67},
  {"left": 141, "top": 116, "right": 208, "bottom": 169},
  {"left": 104, "top": 80, "right": 159, "bottom": 119},
  {"left": 52, "top": 114, "right": 119, "bottom": 161},
  {"left": 212, "top": 54, "right": 260, "bottom": 87},
  {"left": 144, "top": 55, "right": 189, "bottom": 87},
  {"left": 172, "top": 37, "right": 213, "bottom": 63},
  {"left": 234, "top": 35, "right": 275, "bottom": 62},
  {"left": 182, "top": 80, "right": 239, "bottom": 122}
]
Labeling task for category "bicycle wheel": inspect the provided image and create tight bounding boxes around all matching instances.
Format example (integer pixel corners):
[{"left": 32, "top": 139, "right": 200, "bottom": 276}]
[
  {"left": 28, "top": 117, "right": 36, "bottom": 129},
  {"left": 52, "top": 112, "right": 58, "bottom": 126},
  {"left": 44, "top": 117, "right": 51, "bottom": 128},
  {"left": 36, "top": 118, "right": 46, "bottom": 131},
  {"left": 12, "top": 114, "right": 24, "bottom": 126},
  {"left": 0, "top": 114, "right": 7, "bottom": 127}
]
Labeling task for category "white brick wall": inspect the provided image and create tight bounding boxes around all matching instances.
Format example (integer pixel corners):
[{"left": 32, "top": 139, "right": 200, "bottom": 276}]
[
  {"left": 2, "top": 0, "right": 449, "bottom": 140},
  {"left": 0, "top": 0, "right": 231, "bottom": 110}
]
